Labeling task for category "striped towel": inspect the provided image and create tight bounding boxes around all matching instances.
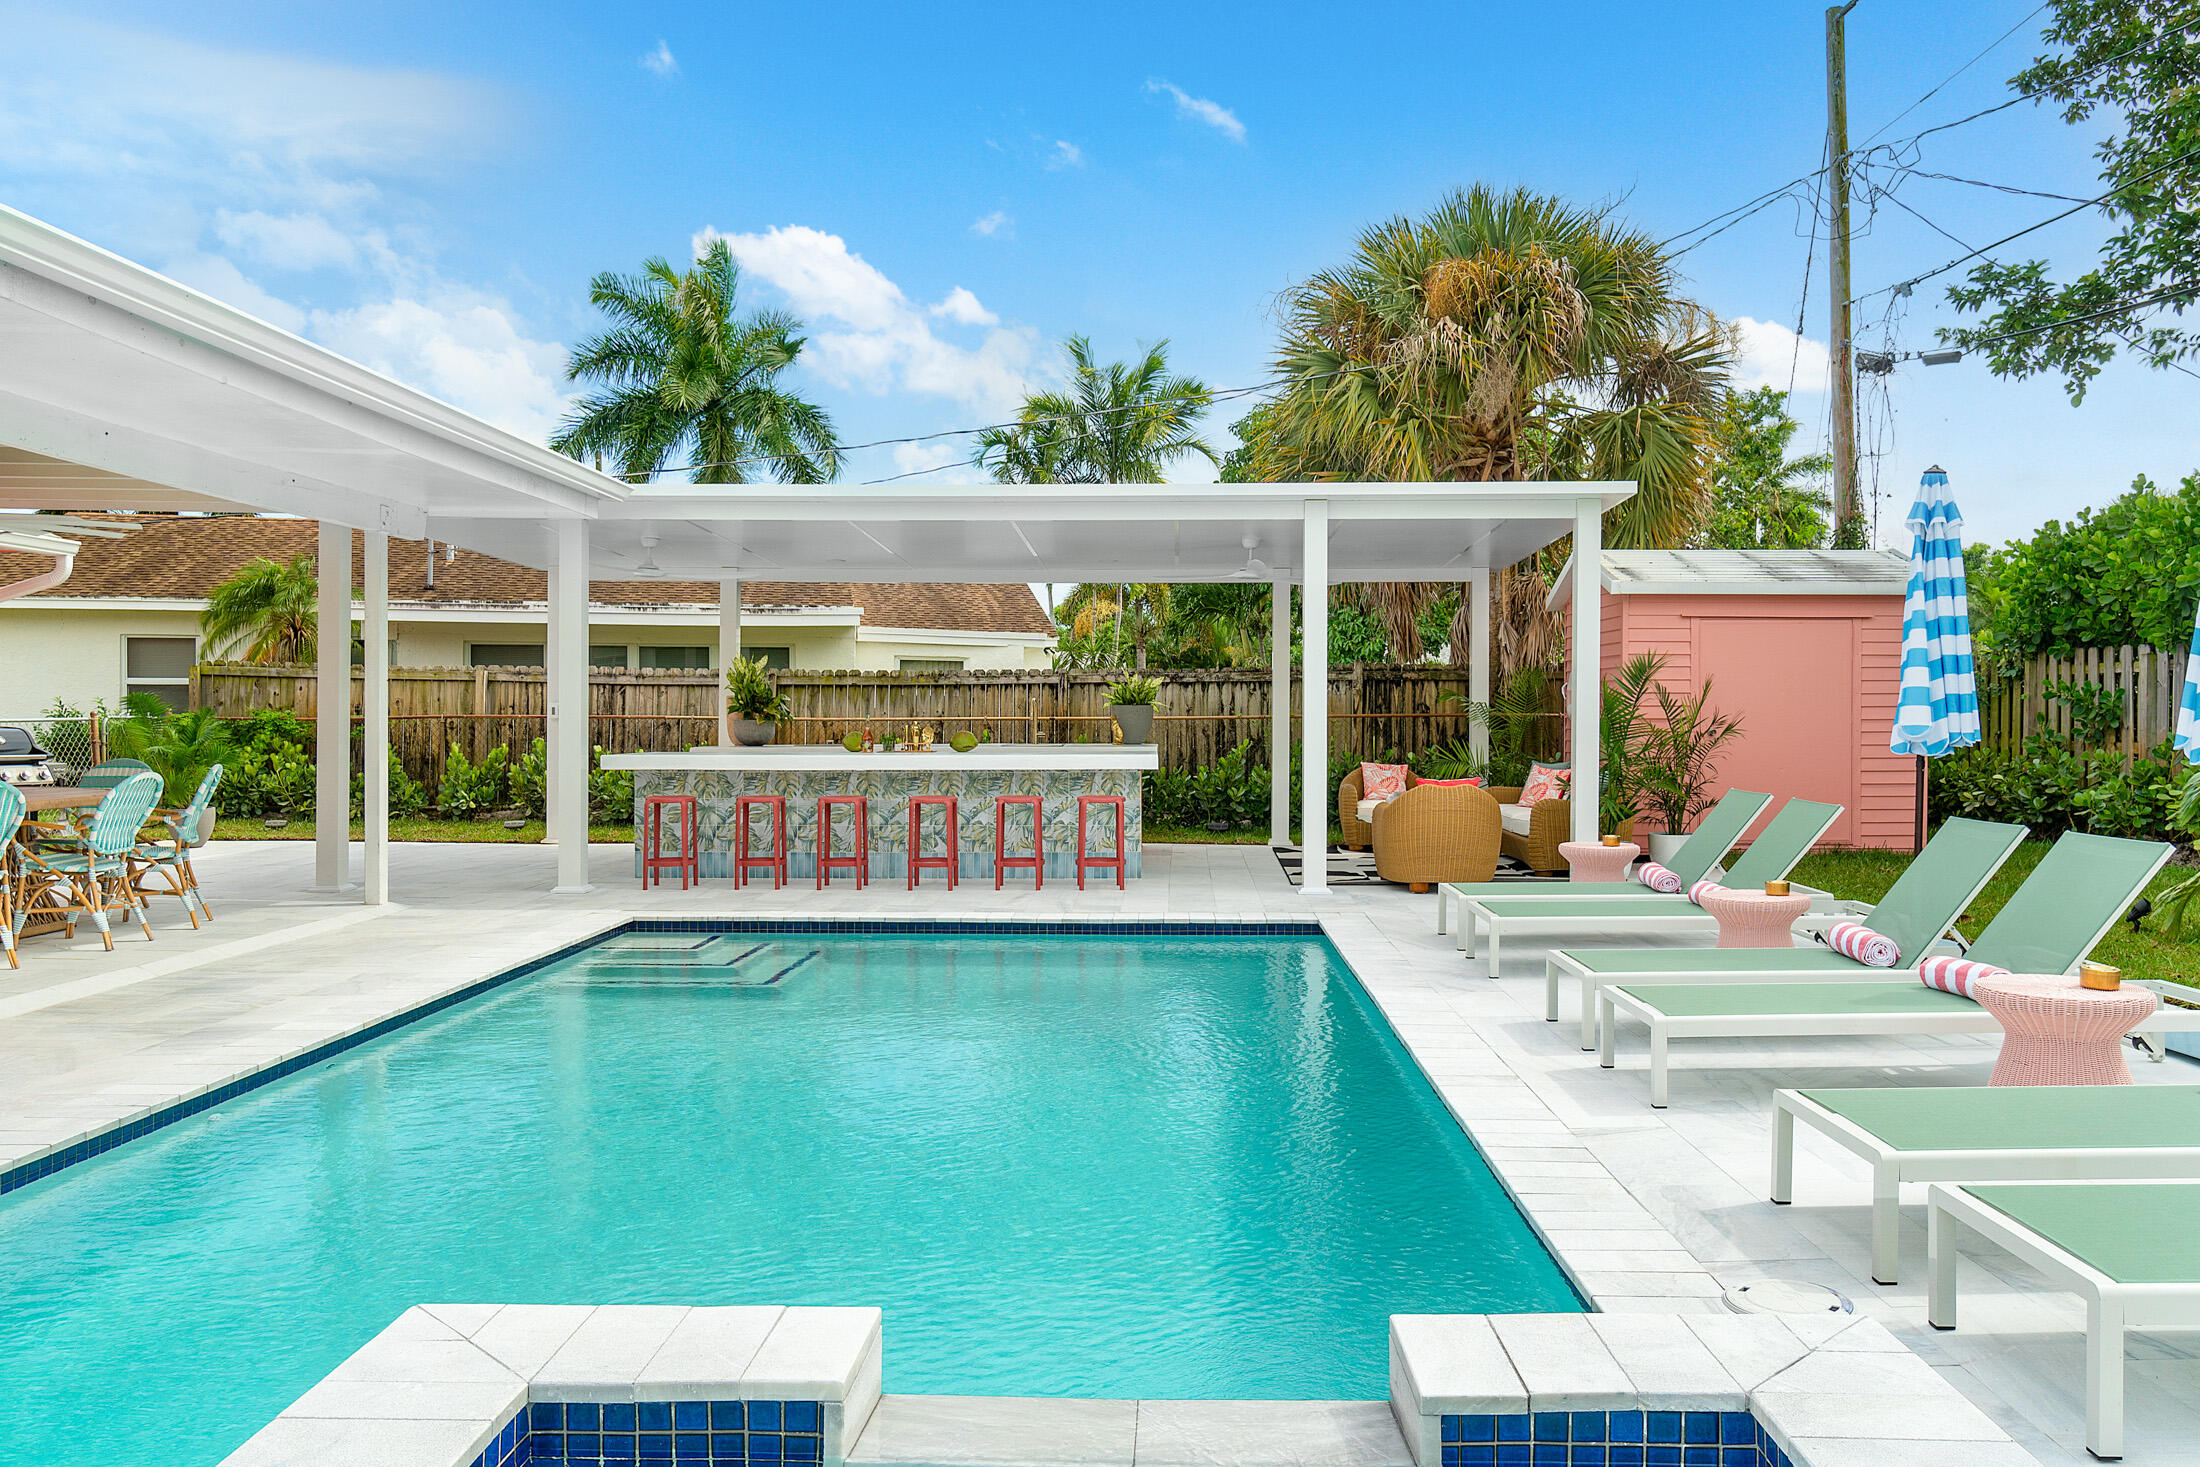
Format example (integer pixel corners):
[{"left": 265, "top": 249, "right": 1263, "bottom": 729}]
[
  {"left": 1636, "top": 861, "right": 1683, "bottom": 893},
  {"left": 1918, "top": 954, "right": 2011, "bottom": 1000},
  {"left": 1825, "top": 920, "right": 1900, "bottom": 967},
  {"left": 1687, "top": 879, "right": 1726, "bottom": 908}
]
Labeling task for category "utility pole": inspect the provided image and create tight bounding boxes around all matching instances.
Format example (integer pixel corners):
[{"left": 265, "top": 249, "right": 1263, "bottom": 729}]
[{"left": 1826, "top": 3, "right": 1862, "bottom": 547}]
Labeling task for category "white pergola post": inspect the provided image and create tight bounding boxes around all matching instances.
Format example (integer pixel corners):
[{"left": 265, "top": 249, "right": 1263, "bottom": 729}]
[
  {"left": 542, "top": 549, "right": 562, "bottom": 839},
  {"left": 1570, "top": 498, "right": 1602, "bottom": 845},
  {"left": 1300, "top": 499, "right": 1329, "bottom": 894},
  {"left": 362, "top": 528, "right": 390, "bottom": 904},
  {"left": 550, "top": 518, "right": 593, "bottom": 892},
  {"left": 718, "top": 576, "right": 742, "bottom": 748},
  {"left": 1268, "top": 576, "right": 1290, "bottom": 846},
  {"left": 1467, "top": 565, "right": 1492, "bottom": 762},
  {"left": 313, "top": 520, "right": 354, "bottom": 892}
]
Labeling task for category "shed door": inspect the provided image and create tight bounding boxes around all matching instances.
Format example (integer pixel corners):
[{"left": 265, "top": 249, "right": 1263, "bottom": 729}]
[{"left": 1689, "top": 617, "right": 1858, "bottom": 847}]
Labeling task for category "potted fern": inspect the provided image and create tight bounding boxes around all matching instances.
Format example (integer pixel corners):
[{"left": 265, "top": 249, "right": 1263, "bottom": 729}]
[
  {"left": 1105, "top": 674, "right": 1161, "bottom": 744},
  {"left": 725, "top": 656, "right": 792, "bottom": 746}
]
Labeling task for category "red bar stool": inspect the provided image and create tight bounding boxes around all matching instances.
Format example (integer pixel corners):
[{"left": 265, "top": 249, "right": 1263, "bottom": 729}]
[
  {"left": 908, "top": 794, "right": 960, "bottom": 889},
  {"left": 994, "top": 795, "right": 1044, "bottom": 890},
  {"left": 641, "top": 793, "right": 700, "bottom": 890},
  {"left": 734, "top": 794, "right": 789, "bottom": 889},
  {"left": 1076, "top": 794, "right": 1127, "bottom": 890},
  {"left": 816, "top": 795, "right": 870, "bottom": 889}
]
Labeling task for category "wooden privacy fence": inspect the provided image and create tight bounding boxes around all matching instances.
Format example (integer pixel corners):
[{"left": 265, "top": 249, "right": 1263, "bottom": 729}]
[
  {"left": 192, "top": 663, "right": 1495, "bottom": 788},
  {"left": 1978, "top": 644, "right": 2193, "bottom": 759}
]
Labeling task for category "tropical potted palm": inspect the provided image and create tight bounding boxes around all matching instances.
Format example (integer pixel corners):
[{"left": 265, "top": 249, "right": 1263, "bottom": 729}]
[
  {"left": 1636, "top": 678, "right": 1746, "bottom": 864},
  {"left": 1105, "top": 674, "right": 1161, "bottom": 744},
  {"left": 725, "top": 656, "right": 792, "bottom": 746}
]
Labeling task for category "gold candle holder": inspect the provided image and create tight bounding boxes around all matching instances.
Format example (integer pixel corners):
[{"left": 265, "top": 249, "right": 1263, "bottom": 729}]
[
  {"left": 2080, "top": 961, "right": 2123, "bottom": 991},
  {"left": 1764, "top": 880, "right": 1791, "bottom": 897},
  {"left": 1601, "top": 834, "right": 1621, "bottom": 847}
]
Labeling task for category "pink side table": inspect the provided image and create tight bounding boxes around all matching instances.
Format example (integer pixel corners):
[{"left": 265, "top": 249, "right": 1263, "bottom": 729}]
[
  {"left": 1972, "top": 974, "right": 2159, "bottom": 1086},
  {"left": 1698, "top": 886, "right": 1813, "bottom": 947},
  {"left": 1560, "top": 840, "right": 1638, "bottom": 884}
]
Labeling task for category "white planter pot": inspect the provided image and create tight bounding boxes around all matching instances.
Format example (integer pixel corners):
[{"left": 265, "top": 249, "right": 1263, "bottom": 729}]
[{"left": 1646, "top": 832, "right": 1688, "bottom": 865}]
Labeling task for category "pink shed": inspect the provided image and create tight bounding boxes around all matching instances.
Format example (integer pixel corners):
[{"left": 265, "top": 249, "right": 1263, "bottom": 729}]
[{"left": 1564, "top": 549, "right": 1917, "bottom": 851}]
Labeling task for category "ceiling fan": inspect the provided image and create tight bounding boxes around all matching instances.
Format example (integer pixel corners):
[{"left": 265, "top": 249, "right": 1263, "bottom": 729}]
[
  {"left": 1224, "top": 535, "right": 1271, "bottom": 580},
  {"left": 634, "top": 534, "right": 665, "bottom": 579}
]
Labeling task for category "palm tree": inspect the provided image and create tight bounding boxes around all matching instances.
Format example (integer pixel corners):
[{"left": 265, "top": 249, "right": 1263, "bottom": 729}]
[
  {"left": 1056, "top": 583, "right": 1175, "bottom": 667},
  {"left": 1258, "top": 185, "right": 1728, "bottom": 675},
  {"left": 552, "top": 241, "right": 839, "bottom": 484},
  {"left": 200, "top": 554, "right": 320, "bottom": 663},
  {"left": 974, "top": 336, "right": 1217, "bottom": 483}
]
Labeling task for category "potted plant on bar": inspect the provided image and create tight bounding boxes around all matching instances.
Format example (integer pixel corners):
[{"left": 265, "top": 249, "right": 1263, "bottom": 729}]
[
  {"left": 1636, "top": 678, "right": 1745, "bottom": 864},
  {"left": 726, "top": 656, "right": 792, "bottom": 747},
  {"left": 1105, "top": 674, "right": 1161, "bottom": 745}
]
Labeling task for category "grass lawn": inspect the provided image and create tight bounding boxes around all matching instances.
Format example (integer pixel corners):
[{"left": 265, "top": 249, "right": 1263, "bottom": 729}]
[
  {"left": 1793, "top": 840, "right": 2199, "bottom": 992},
  {"left": 214, "top": 817, "right": 633, "bottom": 844}
]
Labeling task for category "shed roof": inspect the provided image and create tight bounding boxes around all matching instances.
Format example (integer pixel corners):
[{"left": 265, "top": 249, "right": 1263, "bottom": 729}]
[{"left": 1595, "top": 548, "right": 1911, "bottom": 596}]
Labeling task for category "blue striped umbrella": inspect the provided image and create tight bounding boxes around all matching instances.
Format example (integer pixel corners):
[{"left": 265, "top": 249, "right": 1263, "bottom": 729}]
[
  {"left": 1890, "top": 466, "right": 1981, "bottom": 758},
  {"left": 2176, "top": 595, "right": 2200, "bottom": 759}
]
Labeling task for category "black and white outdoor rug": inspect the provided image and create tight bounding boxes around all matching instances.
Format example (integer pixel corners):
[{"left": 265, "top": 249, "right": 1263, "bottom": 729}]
[{"left": 1271, "top": 846, "right": 1567, "bottom": 887}]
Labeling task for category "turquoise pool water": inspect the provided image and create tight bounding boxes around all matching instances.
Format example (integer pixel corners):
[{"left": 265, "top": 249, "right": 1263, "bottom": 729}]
[{"left": 0, "top": 926, "right": 1577, "bottom": 1465}]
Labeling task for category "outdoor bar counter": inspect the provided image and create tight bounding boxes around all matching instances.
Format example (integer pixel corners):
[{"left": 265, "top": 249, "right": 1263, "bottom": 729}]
[{"left": 601, "top": 744, "right": 1159, "bottom": 881}]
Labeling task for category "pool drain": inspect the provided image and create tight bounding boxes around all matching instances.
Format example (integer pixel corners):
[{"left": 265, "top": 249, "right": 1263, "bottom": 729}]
[{"left": 1721, "top": 1279, "right": 1853, "bottom": 1316}]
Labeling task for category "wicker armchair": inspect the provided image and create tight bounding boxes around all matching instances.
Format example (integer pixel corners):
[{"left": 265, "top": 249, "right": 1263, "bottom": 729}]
[
  {"left": 1372, "top": 782, "right": 1503, "bottom": 891},
  {"left": 1489, "top": 786, "right": 1573, "bottom": 875},
  {"left": 1338, "top": 766, "right": 1419, "bottom": 851}
]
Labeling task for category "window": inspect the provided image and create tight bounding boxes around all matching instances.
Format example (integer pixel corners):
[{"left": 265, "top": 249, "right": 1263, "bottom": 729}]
[
  {"left": 123, "top": 636, "right": 195, "bottom": 712},
  {"left": 898, "top": 657, "right": 965, "bottom": 673},
  {"left": 738, "top": 645, "right": 792, "bottom": 670},
  {"left": 590, "top": 645, "right": 631, "bottom": 670},
  {"left": 468, "top": 643, "right": 543, "bottom": 668},
  {"left": 639, "top": 645, "right": 711, "bottom": 670}
]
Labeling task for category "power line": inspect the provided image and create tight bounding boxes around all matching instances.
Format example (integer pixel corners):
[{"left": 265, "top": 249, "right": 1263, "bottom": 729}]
[
  {"left": 1888, "top": 167, "right": 2097, "bottom": 204},
  {"left": 1934, "top": 279, "right": 2200, "bottom": 352},
  {"left": 1856, "top": 3, "right": 2049, "bottom": 149}
]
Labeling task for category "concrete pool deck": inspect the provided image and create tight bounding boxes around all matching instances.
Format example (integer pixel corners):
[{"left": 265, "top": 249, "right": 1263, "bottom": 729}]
[{"left": 1, "top": 839, "right": 2193, "bottom": 1464}]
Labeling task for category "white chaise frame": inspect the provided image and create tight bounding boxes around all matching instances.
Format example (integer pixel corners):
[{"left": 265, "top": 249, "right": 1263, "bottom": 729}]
[
  {"left": 1928, "top": 1180, "right": 2200, "bottom": 1461},
  {"left": 1449, "top": 882, "right": 1839, "bottom": 977},
  {"left": 1771, "top": 1088, "right": 2200, "bottom": 1286}
]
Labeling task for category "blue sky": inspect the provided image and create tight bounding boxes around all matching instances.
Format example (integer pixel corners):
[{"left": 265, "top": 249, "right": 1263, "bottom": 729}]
[{"left": 1, "top": 0, "right": 2191, "bottom": 551}]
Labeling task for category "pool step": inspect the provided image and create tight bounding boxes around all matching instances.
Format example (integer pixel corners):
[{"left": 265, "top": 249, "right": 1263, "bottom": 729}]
[
  {"left": 845, "top": 1395, "right": 1409, "bottom": 1467},
  {"left": 569, "top": 935, "right": 822, "bottom": 987}
]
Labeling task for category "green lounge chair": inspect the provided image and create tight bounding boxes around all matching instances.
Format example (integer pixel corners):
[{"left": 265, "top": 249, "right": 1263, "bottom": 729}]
[
  {"left": 1549, "top": 816, "right": 2026, "bottom": 1050},
  {"left": 1773, "top": 1085, "right": 2200, "bottom": 1285},
  {"left": 1927, "top": 1179, "right": 2200, "bottom": 1460},
  {"left": 1594, "top": 831, "right": 2174, "bottom": 1108},
  {"left": 1459, "top": 798, "right": 1843, "bottom": 977},
  {"left": 1434, "top": 786, "right": 1774, "bottom": 938}
]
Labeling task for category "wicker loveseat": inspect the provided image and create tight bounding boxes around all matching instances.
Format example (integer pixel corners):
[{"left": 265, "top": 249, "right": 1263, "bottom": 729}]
[
  {"left": 1489, "top": 785, "right": 1572, "bottom": 874},
  {"left": 1371, "top": 782, "right": 1503, "bottom": 891},
  {"left": 1338, "top": 765, "right": 1416, "bottom": 850}
]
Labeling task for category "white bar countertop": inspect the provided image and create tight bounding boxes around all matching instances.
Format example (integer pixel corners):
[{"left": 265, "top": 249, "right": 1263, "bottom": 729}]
[{"left": 601, "top": 742, "right": 1159, "bottom": 773}]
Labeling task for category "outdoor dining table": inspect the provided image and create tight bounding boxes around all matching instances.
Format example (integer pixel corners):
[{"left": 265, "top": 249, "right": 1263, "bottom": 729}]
[{"left": 11, "top": 786, "right": 107, "bottom": 937}]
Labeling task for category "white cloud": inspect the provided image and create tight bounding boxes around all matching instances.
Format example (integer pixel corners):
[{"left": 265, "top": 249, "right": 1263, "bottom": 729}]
[
  {"left": 701, "top": 224, "right": 1037, "bottom": 413},
  {"left": 213, "top": 209, "right": 363, "bottom": 271},
  {"left": 1046, "top": 140, "right": 1083, "bottom": 170},
  {"left": 161, "top": 251, "right": 309, "bottom": 333},
  {"left": 641, "top": 40, "right": 678, "bottom": 76},
  {"left": 929, "top": 287, "right": 998, "bottom": 326},
  {"left": 970, "top": 210, "right": 1012, "bottom": 238},
  {"left": 891, "top": 442, "right": 961, "bottom": 476},
  {"left": 1730, "top": 316, "right": 1830, "bottom": 394},
  {"left": 1146, "top": 80, "right": 1246, "bottom": 143},
  {"left": 312, "top": 290, "right": 573, "bottom": 443}
]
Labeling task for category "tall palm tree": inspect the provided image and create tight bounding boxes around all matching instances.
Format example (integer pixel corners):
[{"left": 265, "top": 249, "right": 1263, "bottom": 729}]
[
  {"left": 200, "top": 554, "right": 320, "bottom": 663},
  {"left": 552, "top": 240, "right": 839, "bottom": 484},
  {"left": 974, "top": 336, "right": 1217, "bottom": 483},
  {"left": 1257, "top": 185, "right": 1728, "bottom": 674}
]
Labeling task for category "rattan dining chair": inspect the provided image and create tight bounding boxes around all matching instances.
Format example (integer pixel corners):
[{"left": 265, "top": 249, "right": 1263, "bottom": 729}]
[
  {"left": 130, "top": 765, "right": 223, "bottom": 927},
  {"left": 0, "top": 783, "right": 25, "bottom": 969},
  {"left": 14, "top": 770, "right": 165, "bottom": 950}
]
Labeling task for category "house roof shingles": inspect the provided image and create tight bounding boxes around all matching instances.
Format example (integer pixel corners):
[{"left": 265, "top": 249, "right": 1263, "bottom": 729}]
[{"left": 10, "top": 514, "right": 1052, "bottom": 635}]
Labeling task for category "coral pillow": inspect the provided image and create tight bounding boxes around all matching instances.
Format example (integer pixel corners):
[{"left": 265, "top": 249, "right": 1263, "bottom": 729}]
[
  {"left": 1636, "top": 861, "right": 1683, "bottom": 893},
  {"left": 1360, "top": 763, "right": 1410, "bottom": 800},
  {"left": 1418, "top": 777, "right": 1485, "bottom": 787},
  {"left": 1919, "top": 954, "right": 2012, "bottom": 1000},
  {"left": 1825, "top": 921, "right": 1901, "bottom": 967},
  {"left": 1518, "top": 762, "right": 1571, "bottom": 804},
  {"left": 1686, "top": 879, "right": 1727, "bottom": 908}
]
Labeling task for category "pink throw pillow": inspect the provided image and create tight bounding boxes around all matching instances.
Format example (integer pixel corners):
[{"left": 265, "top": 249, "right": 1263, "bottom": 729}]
[
  {"left": 1360, "top": 763, "right": 1410, "bottom": 800},
  {"left": 1518, "top": 763, "right": 1571, "bottom": 804}
]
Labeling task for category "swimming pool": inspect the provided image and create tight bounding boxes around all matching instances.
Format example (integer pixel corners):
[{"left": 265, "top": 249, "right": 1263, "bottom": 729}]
[{"left": 0, "top": 924, "right": 1578, "bottom": 1465}]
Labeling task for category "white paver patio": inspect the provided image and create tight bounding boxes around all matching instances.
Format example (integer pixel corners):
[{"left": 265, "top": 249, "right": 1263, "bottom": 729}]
[{"left": 3, "top": 837, "right": 2193, "bottom": 1465}]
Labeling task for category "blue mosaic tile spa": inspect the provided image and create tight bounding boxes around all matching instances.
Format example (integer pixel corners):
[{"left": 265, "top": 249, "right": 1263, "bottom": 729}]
[{"left": 1439, "top": 1411, "right": 1794, "bottom": 1467}]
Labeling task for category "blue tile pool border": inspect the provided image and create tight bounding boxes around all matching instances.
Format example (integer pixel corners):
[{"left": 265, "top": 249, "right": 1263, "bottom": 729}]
[
  {"left": 0, "top": 917, "right": 1326, "bottom": 1196},
  {"left": 1439, "top": 1410, "right": 1794, "bottom": 1467}
]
